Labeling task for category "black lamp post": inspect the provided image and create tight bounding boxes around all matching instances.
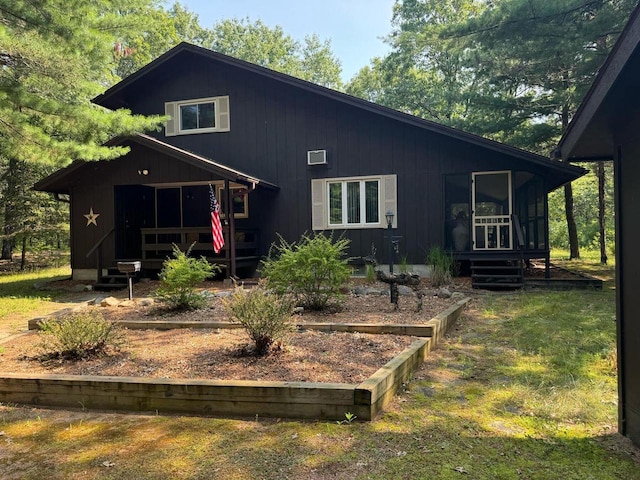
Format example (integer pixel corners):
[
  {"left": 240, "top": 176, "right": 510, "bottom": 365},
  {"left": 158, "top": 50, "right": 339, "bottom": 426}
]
[
  {"left": 386, "top": 210, "right": 397, "bottom": 305},
  {"left": 386, "top": 210, "right": 395, "bottom": 275}
]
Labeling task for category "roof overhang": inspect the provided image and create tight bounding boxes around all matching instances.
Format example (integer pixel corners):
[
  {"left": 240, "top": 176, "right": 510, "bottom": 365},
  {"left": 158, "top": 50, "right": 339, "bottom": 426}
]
[
  {"left": 556, "top": 5, "right": 640, "bottom": 162},
  {"left": 34, "top": 133, "right": 279, "bottom": 194}
]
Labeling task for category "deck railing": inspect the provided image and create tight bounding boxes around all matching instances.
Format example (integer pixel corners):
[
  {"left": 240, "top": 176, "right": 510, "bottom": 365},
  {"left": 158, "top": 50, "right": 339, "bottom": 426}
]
[
  {"left": 85, "top": 227, "right": 115, "bottom": 283},
  {"left": 139, "top": 227, "right": 260, "bottom": 269}
]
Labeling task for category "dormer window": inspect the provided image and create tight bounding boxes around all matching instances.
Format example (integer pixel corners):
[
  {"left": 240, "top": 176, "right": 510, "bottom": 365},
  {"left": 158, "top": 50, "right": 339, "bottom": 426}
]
[
  {"left": 165, "top": 96, "right": 230, "bottom": 136},
  {"left": 180, "top": 101, "right": 215, "bottom": 131}
]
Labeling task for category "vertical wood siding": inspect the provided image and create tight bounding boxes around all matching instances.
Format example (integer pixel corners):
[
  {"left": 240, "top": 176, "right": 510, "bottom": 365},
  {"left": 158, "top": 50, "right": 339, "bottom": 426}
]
[{"left": 72, "top": 52, "right": 553, "bottom": 267}]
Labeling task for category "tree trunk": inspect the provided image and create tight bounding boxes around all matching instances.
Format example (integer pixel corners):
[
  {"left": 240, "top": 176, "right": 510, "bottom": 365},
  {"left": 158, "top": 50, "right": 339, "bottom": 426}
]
[
  {"left": 597, "top": 161, "right": 608, "bottom": 265},
  {"left": 564, "top": 183, "right": 580, "bottom": 259},
  {"left": 20, "top": 235, "right": 27, "bottom": 270},
  {"left": 561, "top": 104, "right": 580, "bottom": 259},
  {"left": 1, "top": 158, "right": 18, "bottom": 260}
]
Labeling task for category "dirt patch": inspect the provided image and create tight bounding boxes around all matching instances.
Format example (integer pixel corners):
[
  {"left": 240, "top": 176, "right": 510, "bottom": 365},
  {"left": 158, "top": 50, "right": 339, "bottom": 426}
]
[{"left": 1, "top": 279, "right": 469, "bottom": 384}]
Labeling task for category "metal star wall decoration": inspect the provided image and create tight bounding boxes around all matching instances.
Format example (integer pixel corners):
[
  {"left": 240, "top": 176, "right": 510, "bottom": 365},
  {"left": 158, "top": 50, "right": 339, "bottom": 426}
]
[{"left": 84, "top": 207, "right": 100, "bottom": 226}]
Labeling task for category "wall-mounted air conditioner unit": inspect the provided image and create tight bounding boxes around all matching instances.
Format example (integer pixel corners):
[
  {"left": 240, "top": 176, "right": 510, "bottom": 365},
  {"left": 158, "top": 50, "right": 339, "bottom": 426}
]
[{"left": 307, "top": 150, "right": 327, "bottom": 165}]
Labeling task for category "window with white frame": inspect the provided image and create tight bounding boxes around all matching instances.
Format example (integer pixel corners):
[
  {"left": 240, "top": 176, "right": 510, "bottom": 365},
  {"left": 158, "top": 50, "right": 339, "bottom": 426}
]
[
  {"left": 165, "top": 96, "right": 230, "bottom": 136},
  {"left": 328, "top": 179, "right": 380, "bottom": 226},
  {"left": 311, "top": 175, "right": 397, "bottom": 230}
]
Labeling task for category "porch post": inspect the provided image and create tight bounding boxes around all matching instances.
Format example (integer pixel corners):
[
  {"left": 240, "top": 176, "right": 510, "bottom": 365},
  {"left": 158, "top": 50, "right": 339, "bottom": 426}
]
[{"left": 224, "top": 179, "right": 237, "bottom": 278}]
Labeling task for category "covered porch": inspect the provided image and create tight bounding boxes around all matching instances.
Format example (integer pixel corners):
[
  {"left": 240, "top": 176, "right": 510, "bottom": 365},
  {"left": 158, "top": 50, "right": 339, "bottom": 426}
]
[
  {"left": 35, "top": 133, "right": 278, "bottom": 284},
  {"left": 443, "top": 169, "right": 552, "bottom": 288}
]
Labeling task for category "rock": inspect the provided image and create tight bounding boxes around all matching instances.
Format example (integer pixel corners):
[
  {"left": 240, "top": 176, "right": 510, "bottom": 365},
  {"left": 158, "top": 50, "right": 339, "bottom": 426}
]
[
  {"left": 293, "top": 306, "right": 304, "bottom": 314},
  {"left": 437, "top": 288, "right": 452, "bottom": 299},
  {"left": 100, "top": 296, "right": 119, "bottom": 307},
  {"left": 353, "top": 285, "right": 396, "bottom": 296},
  {"left": 88, "top": 297, "right": 104, "bottom": 306},
  {"left": 33, "top": 281, "right": 50, "bottom": 291},
  {"left": 451, "top": 292, "right": 465, "bottom": 300},
  {"left": 70, "top": 284, "right": 93, "bottom": 292},
  {"left": 397, "top": 285, "right": 415, "bottom": 296},
  {"left": 214, "top": 290, "right": 232, "bottom": 298},
  {"left": 352, "top": 286, "right": 368, "bottom": 296},
  {"left": 118, "top": 300, "right": 135, "bottom": 308},
  {"left": 199, "top": 290, "right": 215, "bottom": 298},
  {"left": 138, "top": 298, "right": 155, "bottom": 307}
]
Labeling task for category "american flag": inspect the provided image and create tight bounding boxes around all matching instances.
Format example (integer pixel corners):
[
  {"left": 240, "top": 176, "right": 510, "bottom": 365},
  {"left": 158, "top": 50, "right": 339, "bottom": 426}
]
[{"left": 209, "top": 184, "right": 225, "bottom": 254}]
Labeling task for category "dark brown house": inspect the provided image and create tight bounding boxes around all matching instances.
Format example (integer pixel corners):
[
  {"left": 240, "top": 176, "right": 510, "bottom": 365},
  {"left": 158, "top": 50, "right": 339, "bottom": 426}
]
[
  {"left": 36, "top": 43, "right": 583, "bottom": 284},
  {"left": 555, "top": 5, "right": 640, "bottom": 446}
]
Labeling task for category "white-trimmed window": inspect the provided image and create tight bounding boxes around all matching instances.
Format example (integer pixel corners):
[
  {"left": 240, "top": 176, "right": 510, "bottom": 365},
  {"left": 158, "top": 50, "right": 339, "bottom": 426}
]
[
  {"left": 311, "top": 175, "right": 397, "bottom": 230},
  {"left": 165, "top": 96, "right": 230, "bottom": 136}
]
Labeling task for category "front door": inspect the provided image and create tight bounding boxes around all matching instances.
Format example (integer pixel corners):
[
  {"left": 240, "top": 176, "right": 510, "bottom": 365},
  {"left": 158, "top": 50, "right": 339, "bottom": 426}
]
[
  {"left": 114, "top": 185, "right": 155, "bottom": 259},
  {"left": 472, "top": 171, "right": 512, "bottom": 250}
]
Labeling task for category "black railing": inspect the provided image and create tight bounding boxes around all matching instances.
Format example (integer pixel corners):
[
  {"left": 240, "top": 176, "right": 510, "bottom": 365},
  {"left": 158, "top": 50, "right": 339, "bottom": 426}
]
[{"left": 86, "top": 227, "right": 115, "bottom": 283}]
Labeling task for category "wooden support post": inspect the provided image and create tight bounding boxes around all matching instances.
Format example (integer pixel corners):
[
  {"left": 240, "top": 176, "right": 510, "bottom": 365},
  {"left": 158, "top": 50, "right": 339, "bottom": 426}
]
[{"left": 224, "top": 179, "right": 237, "bottom": 278}]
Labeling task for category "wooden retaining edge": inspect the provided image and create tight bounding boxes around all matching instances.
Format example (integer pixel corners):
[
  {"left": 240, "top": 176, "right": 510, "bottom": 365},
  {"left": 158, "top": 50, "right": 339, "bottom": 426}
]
[
  {"left": 14, "top": 297, "right": 470, "bottom": 420},
  {"left": 28, "top": 297, "right": 471, "bottom": 337}
]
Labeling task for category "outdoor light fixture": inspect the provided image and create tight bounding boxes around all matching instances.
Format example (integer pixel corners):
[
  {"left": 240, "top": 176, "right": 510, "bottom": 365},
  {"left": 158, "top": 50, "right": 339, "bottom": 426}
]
[
  {"left": 386, "top": 210, "right": 397, "bottom": 304},
  {"left": 137, "top": 169, "right": 149, "bottom": 176},
  {"left": 385, "top": 210, "right": 394, "bottom": 228}
]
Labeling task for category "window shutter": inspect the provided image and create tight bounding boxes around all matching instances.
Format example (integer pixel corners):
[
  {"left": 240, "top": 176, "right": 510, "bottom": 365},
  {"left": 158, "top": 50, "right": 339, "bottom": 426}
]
[
  {"left": 165, "top": 102, "right": 177, "bottom": 137},
  {"left": 218, "top": 96, "right": 230, "bottom": 132},
  {"left": 311, "top": 179, "right": 326, "bottom": 230},
  {"left": 383, "top": 174, "right": 397, "bottom": 228}
]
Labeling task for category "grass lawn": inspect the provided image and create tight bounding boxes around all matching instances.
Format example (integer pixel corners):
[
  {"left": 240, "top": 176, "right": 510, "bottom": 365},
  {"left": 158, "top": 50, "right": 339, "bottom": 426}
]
[
  {"left": 1, "top": 256, "right": 639, "bottom": 479},
  {"left": 0, "top": 266, "right": 76, "bottom": 337}
]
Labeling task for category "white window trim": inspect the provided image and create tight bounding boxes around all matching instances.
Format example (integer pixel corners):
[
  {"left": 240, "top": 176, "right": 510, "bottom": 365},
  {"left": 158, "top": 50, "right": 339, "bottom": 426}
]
[
  {"left": 311, "top": 174, "right": 397, "bottom": 230},
  {"left": 165, "top": 96, "right": 230, "bottom": 136},
  {"left": 327, "top": 179, "right": 380, "bottom": 227}
]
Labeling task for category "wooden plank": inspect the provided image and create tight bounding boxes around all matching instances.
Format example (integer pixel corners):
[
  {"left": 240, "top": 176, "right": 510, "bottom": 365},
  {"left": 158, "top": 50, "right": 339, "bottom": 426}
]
[
  {"left": 298, "top": 323, "right": 434, "bottom": 337},
  {"left": 0, "top": 375, "right": 356, "bottom": 405},
  {"left": 355, "top": 339, "right": 430, "bottom": 407}
]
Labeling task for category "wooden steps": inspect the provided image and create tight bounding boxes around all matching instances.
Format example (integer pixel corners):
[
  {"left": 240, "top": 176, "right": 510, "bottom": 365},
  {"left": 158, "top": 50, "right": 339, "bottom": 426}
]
[
  {"left": 94, "top": 265, "right": 139, "bottom": 291},
  {"left": 471, "top": 258, "right": 524, "bottom": 290}
]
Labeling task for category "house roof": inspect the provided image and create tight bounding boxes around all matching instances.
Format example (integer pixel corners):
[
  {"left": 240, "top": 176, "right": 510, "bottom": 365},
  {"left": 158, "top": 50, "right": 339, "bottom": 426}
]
[
  {"left": 95, "top": 42, "right": 585, "bottom": 188},
  {"left": 557, "top": 4, "right": 640, "bottom": 161},
  {"left": 34, "top": 133, "right": 279, "bottom": 194}
]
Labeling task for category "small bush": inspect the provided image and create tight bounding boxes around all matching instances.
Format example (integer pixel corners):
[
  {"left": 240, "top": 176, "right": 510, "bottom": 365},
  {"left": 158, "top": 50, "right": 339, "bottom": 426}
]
[
  {"left": 223, "top": 285, "right": 294, "bottom": 356},
  {"left": 260, "top": 232, "right": 351, "bottom": 310},
  {"left": 157, "top": 243, "right": 220, "bottom": 310},
  {"left": 37, "top": 311, "right": 124, "bottom": 360},
  {"left": 426, "top": 245, "right": 457, "bottom": 287}
]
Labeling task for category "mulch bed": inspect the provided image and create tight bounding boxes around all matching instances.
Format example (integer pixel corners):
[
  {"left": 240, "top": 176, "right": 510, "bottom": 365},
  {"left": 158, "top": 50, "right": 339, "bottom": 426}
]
[{"left": 0, "top": 279, "right": 469, "bottom": 384}]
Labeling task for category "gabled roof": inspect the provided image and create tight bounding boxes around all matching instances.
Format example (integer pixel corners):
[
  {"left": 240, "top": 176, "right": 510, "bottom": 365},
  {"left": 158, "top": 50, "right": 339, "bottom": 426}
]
[
  {"left": 557, "top": 4, "right": 640, "bottom": 161},
  {"left": 34, "top": 133, "right": 279, "bottom": 194},
  {"left": 95, "top": 42, "right": 585, "bottom": 187}
]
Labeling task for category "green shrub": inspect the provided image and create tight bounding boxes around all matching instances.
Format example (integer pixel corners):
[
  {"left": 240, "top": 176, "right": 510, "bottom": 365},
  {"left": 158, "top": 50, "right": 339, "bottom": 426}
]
[
  {"left": 426, "top": 245, "right": 457, "bottom": 287},
  {"left": 223, "top": 285, "right": 294, "bottom": 356},
  {"left": 260, "top": 233, "right": 351, "bottom": 310},
  {"left": 37, "top": 311, "right": 124, "bottom": 360},
  {"left": 365, "top": 263, "right": 376, "bottom": 282},
  {"left": 157, "top": 244, "right": 220, "bottom": 310}
]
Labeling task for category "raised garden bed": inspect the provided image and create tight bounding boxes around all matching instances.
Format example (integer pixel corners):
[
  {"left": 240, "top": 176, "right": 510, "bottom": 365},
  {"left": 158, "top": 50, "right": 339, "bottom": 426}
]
[{"left": 0, "top": 284, "right": 469, "bottom": 420}]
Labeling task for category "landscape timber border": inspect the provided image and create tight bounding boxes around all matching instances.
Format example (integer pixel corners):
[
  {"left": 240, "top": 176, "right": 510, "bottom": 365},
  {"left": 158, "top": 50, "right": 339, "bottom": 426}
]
[{"left": 2, "top": 297, "right": 470, "bottom": 421}]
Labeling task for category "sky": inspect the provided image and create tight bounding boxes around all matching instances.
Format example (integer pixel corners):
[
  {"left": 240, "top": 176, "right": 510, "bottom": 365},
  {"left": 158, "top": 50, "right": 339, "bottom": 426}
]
[{"left": 178, "top": 0, "right": 396, "bottom": 82}]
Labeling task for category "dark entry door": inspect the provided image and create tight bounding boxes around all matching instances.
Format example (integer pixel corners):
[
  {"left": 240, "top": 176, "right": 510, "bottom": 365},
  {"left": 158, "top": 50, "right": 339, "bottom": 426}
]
[{"left": 114, "top": 185, "right": 155, "bottom": 259}]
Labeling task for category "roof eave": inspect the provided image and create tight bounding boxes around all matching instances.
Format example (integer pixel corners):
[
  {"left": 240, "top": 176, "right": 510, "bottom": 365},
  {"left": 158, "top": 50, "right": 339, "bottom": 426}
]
[{"left": 557, "top": 4, "right": 640, "bottom": 161}]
